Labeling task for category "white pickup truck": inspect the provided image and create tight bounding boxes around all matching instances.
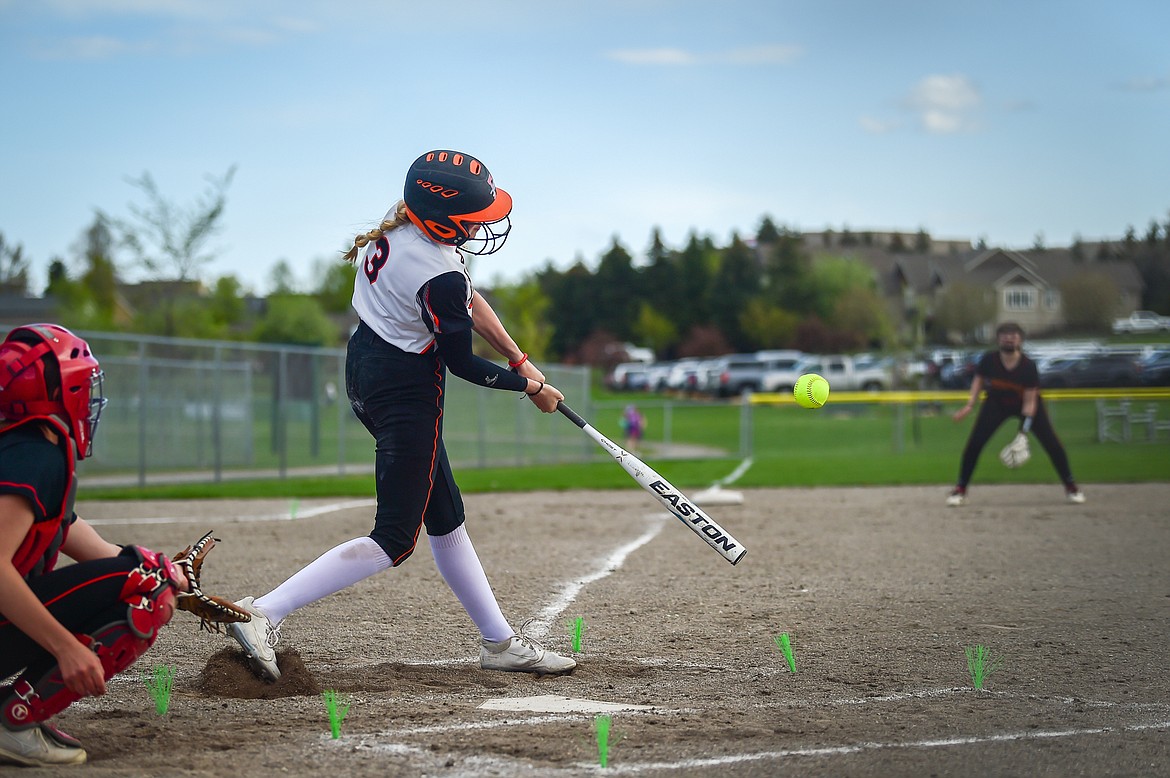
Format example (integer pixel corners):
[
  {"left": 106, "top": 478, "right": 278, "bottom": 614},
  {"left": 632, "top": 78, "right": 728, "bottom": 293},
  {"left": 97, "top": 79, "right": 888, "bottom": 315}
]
[
  {"left": 1112, "top": 310, "right": 1170, "bottom": 334},
  {"left": 760, "top": 354, "right": 892, "bottom": 393}
]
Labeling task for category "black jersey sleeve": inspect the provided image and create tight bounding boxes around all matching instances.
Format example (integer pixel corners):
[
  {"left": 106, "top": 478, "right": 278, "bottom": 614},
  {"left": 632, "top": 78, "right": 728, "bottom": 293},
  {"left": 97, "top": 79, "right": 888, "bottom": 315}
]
[
  {"left": 434, "top": 328, "right": 528, "bottom": 392},
  {"left": 417, "top": 271, "right": 474, "bottom": 336}
]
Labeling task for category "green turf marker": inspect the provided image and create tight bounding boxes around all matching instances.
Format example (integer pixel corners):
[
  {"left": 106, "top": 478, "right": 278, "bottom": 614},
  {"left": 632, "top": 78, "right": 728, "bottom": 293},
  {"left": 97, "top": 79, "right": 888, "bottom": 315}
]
[
  {"left": 322, "top": 690, "right": 350, "bottom": 739},
  {"left": 964, "top": 645, "right": 1003, "bottom": 690},
  {"left": 773, "top": 633, "right": 796, "bottom": 673},
  {"left": 571, "top": 616, "right": 586, "bottom": 653},
  {"left": 144, "top": 665, "right": 175, "bottom": 716},
  {"left": 595, "top": 714, "right": 612, "bottom": 768}
]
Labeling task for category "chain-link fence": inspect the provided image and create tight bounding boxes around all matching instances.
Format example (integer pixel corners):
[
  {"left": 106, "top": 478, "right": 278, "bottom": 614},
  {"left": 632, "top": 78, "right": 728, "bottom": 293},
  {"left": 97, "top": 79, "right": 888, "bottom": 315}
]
[{"left": 75, "top": 332, "right": 594, "bottom": 487}]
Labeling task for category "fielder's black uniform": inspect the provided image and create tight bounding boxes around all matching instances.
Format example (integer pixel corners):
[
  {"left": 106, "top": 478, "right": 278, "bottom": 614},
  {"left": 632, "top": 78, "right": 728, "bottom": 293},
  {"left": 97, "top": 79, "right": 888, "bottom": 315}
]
[{"left": 955, "top": 350, "right": 1076, "bottom": 489}]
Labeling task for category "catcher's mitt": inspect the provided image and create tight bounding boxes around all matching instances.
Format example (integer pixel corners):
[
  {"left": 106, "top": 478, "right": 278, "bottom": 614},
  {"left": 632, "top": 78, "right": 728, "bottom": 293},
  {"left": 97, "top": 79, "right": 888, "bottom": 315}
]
[
  {"left": 998, "top": 432, "right": 1031, "bottom": 469},
  {"left": 172, "top": 531, "right": 251, "bottom": 633}
]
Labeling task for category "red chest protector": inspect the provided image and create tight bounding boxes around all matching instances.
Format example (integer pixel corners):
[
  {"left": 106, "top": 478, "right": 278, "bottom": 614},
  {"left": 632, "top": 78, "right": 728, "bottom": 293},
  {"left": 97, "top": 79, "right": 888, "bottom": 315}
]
[{"left": 2, "top": 415, "right": 78, "bottom": 579}]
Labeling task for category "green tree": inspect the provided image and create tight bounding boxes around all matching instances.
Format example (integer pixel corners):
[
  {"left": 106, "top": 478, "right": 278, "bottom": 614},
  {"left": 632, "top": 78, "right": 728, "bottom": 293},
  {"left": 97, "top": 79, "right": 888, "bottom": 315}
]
[
  {"left": 103, "top": 166, "right": 236, "bottom": 281},
  {"left": 710, "top": 233, "right": 762, "bottom": 349},
  {"left": 44, "top": 258, "right": 98, "bottom": 328},
  {"left": 832, "top": 287, "right": 894, "bottom": 349},
  {"left": 74, "top": 216, "right": 121, "bottom": 328},
  {"left": 642, "top": 229, "right": 679, "bottom": 316},
  {"left": 671, "top": 233, "right": 718, "bottom": 335},
  {"left": 593, "top": 239, "right": 640, "bottom": 340},
  {"left": 208, "top": 275, "right": 247, "bottom": 330},
  {"left": 0, "top": 232, "right": 30, "bottom": 294},
  {"left": 268, "top": 259, "right": 298, "bottom": 295},
  {"left": 539, "top": 260, "right": 596, "bottom": 359},
  {"left": 914, "top": 228, "right": 931, "bottom": 254},
  {"left": 632, "top": 302, "right": 678, "bottom": 357},
  {"left": 806, "top": 257, "right": 877, "bottom": 321},
  {"left": 932, "top": 281, "right": 996, "bottom": 341},
  {"left": 253, "top": 294, "right": 338, "bottom": 346},
  {"left": 315, "top": 259, "right": 357, "bottom": 314},
  {"left": 738, "top": 298, "right": 799, "bottom": 350},
  {"left": 486, "top": 280, "right": 553, "bottom": 361},
  {"left": 1060, "top": 272, "right": 1120, "bottom": 333}
]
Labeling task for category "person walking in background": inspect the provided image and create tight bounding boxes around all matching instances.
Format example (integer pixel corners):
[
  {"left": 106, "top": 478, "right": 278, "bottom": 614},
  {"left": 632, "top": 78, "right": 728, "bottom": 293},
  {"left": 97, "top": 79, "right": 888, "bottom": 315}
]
[
  {"left": 620, "top": 404, "right": 646, "bottom": 453},
  {"left": 228, "top": 150, "right": 575, "bottom": 682},
  {"left": 947, "top": 322, "right": 1085, "bottom": 506},
  {"left": 0, "top": 324, "right": 191, "bottom": 767}
]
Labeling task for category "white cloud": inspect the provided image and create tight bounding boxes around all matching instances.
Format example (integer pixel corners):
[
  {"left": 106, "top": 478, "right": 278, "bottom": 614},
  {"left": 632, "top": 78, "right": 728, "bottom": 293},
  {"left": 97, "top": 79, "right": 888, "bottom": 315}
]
[{"left": 901, "top": 74, "right": 982, "bottom": 134}]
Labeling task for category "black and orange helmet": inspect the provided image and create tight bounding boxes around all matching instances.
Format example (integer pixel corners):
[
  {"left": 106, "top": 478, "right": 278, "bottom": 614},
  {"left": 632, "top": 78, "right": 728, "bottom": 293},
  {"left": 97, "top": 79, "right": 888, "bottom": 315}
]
[{"left": 403, "top": 150, "right": 512, "bottom": 255}]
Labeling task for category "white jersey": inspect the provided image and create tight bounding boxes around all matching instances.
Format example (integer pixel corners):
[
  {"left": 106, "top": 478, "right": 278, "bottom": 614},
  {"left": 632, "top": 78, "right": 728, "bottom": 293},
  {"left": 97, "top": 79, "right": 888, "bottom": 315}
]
[{"left": 351, "top": 219, "right": 473, "bottom": 354}]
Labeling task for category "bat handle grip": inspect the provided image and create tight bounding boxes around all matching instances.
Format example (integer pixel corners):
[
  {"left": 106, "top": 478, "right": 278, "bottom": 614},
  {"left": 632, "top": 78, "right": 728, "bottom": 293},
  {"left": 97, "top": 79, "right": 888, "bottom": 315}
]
[{"left": 556, "top": 401, "right": 588, "bottom": 429}]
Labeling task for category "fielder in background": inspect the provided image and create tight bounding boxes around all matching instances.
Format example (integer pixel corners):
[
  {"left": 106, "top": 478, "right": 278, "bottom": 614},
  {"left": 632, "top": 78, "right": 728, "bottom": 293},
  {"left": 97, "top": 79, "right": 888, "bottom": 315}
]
[
  {"left": 947, "top": 321, "right": 1086, "bottom": 506},
  {"left": 227, "top": 149, "right": 576, "bottom": 682},
  {"left": 0, "top": 324, "right": 192, "bottom": 768}
]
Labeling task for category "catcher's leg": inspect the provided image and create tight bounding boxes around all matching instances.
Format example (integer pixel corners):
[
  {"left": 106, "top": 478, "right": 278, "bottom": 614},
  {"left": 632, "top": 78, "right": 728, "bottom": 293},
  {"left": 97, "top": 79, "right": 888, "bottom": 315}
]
[{"left": 1, "top": 548, "right": 176, "bottom": 765}]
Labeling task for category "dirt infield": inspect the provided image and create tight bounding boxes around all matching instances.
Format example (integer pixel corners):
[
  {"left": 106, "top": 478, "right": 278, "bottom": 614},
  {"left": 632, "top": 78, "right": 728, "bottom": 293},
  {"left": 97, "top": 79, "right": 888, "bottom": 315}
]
[{"left": 26, "top": 484, "right": 1170, "bottom": 776}]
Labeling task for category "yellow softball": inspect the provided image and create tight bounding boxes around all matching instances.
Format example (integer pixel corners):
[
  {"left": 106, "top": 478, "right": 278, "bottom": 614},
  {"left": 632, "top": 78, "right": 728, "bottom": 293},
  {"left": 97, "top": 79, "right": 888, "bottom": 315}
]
[{"left": 793, "top": 373, "right": 830, "bottom": 409}]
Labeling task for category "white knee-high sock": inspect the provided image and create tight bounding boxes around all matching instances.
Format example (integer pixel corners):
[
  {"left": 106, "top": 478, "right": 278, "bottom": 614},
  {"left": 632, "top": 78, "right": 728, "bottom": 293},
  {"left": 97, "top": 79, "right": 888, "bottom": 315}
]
[
  {"left": 255, "top": 536, "right": 391, "bottom": 624},
  {"left": 429, "top": 524, "right": 514, "bottom": 642}
]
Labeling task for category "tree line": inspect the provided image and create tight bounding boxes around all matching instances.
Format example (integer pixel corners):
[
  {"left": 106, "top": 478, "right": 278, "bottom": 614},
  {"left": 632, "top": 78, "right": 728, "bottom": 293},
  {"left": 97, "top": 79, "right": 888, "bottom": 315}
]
[{"left": 2, "top": 169, "right": 1169, "bottom": 362}]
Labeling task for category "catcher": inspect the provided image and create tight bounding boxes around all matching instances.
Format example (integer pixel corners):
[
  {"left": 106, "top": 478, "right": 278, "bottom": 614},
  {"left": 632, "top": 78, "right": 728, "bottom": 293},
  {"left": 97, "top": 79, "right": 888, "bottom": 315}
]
[
  {"left": 947, "top": 321, "right": 1086, "bottom": 507},
  {"left": 0, "top": 324, "right": 247, "bottom": 767}
]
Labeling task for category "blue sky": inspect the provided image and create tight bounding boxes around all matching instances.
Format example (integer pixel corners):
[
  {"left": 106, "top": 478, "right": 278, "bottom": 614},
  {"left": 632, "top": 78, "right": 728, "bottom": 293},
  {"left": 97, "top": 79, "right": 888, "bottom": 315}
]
[{"left": 2, "top": 0, "right": 1167, "bottom": 296}]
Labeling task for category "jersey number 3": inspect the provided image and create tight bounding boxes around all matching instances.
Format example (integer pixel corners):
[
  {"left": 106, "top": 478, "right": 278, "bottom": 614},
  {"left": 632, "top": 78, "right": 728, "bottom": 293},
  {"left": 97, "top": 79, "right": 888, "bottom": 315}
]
[{"left": 364, "top": 237, "right": 390, "bottom": 283}]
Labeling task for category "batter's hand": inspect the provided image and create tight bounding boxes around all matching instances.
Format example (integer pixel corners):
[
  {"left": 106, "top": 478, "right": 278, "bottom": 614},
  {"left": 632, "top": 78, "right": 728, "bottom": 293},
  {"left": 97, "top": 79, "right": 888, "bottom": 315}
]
[{"left": 529, "top": 381, "right": 564, "bottom": 413}]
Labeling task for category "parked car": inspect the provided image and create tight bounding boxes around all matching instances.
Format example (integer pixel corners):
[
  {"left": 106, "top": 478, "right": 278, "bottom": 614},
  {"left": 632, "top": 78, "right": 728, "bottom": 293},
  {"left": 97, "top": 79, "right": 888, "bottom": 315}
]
[
  {"left": 708, "top": 351, "right": 804, "bottom": 397},
  {"left": 761, "top": 354, "right": 891, "bottom": 392},
  {"left": 1039, "top": 353, "right": 1142, "bottom": 388},
  {"left": 1139, "top": 352, "right": 1170, "bottom": 386},
  {"left": 664, "top": 359, "right": 705, "bottom": 393},
  {"left": 606, "top": 362, "right": 651, "bottom": 391},
  {"left": 938, "top": 351, "right": 981, "bottom": 389},
  {"left": 1112, "top": 310, "right": 1170, "bottom": 334}
]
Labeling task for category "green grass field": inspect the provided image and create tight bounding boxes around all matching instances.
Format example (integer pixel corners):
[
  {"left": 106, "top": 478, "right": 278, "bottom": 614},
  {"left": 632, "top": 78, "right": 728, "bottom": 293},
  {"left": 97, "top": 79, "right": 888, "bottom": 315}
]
[{"left": 84, "top": 396, "right": 1170, "bottom": 500}]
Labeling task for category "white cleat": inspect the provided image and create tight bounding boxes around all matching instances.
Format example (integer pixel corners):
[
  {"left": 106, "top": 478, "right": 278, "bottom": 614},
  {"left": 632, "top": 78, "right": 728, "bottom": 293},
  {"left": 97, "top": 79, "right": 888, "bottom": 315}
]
[
  {"left": 0, "top": 723, "right": 86, "bottom": 767},
  {"left": 481, "top": 634, "right": 576, "bottom": 675},
  {"left": 945, "top": 489, "right": 966, "bottom": 507},
  {"left": 227, "top": 596, "right": 282, "bottom": 682},
  {"left": 1066, "top": 489, "right": 1086, "bottom": 504}
]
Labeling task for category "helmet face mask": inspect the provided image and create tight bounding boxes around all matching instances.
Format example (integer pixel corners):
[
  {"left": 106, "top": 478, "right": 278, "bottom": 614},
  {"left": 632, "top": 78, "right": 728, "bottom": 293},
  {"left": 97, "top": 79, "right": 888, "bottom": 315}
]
[
  {"left": 0, "top": 324, "right": 107, "bottom": 459},
  {"left": 403, "top": 150, "right": 513, "bottom": 255}
]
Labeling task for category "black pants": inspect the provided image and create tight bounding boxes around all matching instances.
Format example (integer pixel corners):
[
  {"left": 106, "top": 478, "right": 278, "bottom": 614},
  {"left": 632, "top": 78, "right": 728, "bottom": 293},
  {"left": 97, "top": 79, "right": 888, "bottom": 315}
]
[
  {"left": 0, "top": 554, "right": 140, "bottom": 680},
  {"left": 957, "top": 400, "right": 1075, "bottom": 488},
  {"left": 345, "top": 322, "right": 465, "bottom": 566}
]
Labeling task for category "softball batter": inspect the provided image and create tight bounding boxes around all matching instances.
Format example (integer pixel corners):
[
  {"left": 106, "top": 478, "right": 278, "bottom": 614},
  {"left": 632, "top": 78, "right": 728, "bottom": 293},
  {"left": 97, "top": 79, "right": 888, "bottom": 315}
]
[{"left": 228, "top": 150, "right": 575, "bottom": 680}]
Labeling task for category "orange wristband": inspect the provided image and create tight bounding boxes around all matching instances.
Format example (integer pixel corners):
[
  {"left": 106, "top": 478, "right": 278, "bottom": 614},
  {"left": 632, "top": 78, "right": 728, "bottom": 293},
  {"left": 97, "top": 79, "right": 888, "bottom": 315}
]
[{"left": 509, "top": 353, "right": 529, "bottom": 369}]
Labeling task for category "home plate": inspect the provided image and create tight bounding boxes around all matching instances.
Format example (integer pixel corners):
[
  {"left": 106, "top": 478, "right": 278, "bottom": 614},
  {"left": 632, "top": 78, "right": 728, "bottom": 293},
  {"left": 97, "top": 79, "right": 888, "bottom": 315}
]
[{"left": 478, "top": 695, "right": 654, "bottom": 713}]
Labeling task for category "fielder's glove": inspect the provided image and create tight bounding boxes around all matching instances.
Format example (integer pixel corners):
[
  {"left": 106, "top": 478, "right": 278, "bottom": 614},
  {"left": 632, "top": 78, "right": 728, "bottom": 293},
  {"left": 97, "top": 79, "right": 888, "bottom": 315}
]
[
  {"left": 998, "top": 432, "right": 1031, "bottom": 469},
  {"left": 172, "top": 531, "right": 252, "bottom": 632}
]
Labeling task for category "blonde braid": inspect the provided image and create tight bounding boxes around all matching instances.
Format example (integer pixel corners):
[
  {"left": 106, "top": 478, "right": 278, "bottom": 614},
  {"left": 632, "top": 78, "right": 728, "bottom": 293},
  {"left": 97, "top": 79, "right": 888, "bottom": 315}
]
[{"left": 342, "top": 200, "right": 411, "bottom": 263}]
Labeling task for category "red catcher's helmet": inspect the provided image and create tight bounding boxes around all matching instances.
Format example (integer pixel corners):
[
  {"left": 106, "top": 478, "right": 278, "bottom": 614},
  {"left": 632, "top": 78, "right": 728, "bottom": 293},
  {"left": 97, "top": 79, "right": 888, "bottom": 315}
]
[
  {"left": 0, "top": 324, "right": 107, "bottom": 459},
  {"left": 403, "top": 150, "right": 512, "bottom": 255}
]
